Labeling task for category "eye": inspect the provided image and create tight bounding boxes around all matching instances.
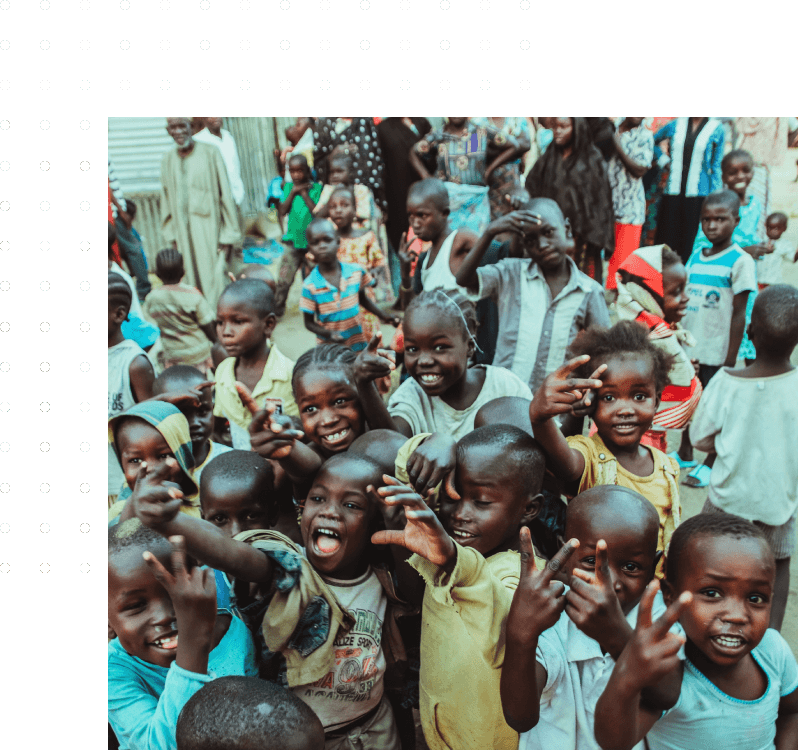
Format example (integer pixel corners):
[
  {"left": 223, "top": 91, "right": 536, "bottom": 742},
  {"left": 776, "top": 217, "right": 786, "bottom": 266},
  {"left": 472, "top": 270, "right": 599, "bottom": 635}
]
[
  {"left": 581, "top": 556, "right": 596, "bottom": 569},
  {"left": 749, "top": 593, "right": 768, "bottom": 605},
  {"left": 473, "top": 499, "right": 491, "bottom": 507},
  {"left": 246, "top": 511, "right": 265, "bottom": 521},
  {"left": 622, "top": 562, "right": 642, "bottom": 573},
  {"left": 633, "top": 393, "right": 648, "bottom": 401},
  {"left": 127, "top": 457, "right": 142, "bottom": 464},
  {"left": 344, "top": 502, "right": 363, "bottom": 511},
  {"left": 122, "top": 599, "right": 146, "bottom": 613},
  {"left": 601, "top": 394, "right": 614, "bottom": 402},
  {"left": 209, "top": 515, "right": 228, "bottom": 526},
  {"left": 434, "top": 344, "right": 450, "bottom": 352},
  {"left": 159, "top": 452, "right": 172, "bottom": 460},
  {"left": 701, "top": 588, "right": 722, "bottom": 599},
  {"left": 303, "top": 405, "right": 318, "bottom": 414},
  {"left": 334, "top": 397, "right": 351, "bottom": 406},
  {"left": 405, "top": 346, "right": 418, "bottom": 354},
  {"left": 307, "top": 495, "right": 324, "bottom": 504}
]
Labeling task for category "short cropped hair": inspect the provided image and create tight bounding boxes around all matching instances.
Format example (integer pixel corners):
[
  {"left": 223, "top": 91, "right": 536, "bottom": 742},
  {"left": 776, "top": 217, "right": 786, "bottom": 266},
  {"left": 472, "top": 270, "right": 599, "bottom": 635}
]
[
  {"left": 109, "top": 272, "right": 133, "bottom": 311},
  {"left": 568, "top": 320, "right": 674, "bottom": 396},
  {"left": 219, "top": 278, "right": 276, "bottom": 319},
  {"left": 750, "top": 284, "right": 798, "bottom": 355},
  {"left": 407, "top": 178, "right": 450, "bottom": 212},
  {"left": 176, "top": 676, "right": 324, "bottom": 750},
  {"left": 702, "top": 189, "right": 741, "bottom": 216},
  {"left": 155, "top": 248, "right": 184, "bottom": 283},
  {"left": 665, "top": 512, "right": 770, "bottom": 585},
  {"left": 153, "top": 365, "right": 206, "bottom": 396},
  {"left": 457, "top": 424, "right": 546, "bottom": 496},
  {"left": 108, "top": 519, "right": 171, "bottom": 560},
  {"left": 199, "top": 450, "right": 275, "bottom": 509},
  {"left": 721, "top": 149, "right": 754, "bottom": 172}
]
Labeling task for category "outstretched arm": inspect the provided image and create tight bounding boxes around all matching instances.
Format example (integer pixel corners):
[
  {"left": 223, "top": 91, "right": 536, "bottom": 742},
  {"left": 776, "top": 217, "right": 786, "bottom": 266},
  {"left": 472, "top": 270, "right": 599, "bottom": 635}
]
[{"left": 353, "top": 333, "right": 399, "bottom": 432}]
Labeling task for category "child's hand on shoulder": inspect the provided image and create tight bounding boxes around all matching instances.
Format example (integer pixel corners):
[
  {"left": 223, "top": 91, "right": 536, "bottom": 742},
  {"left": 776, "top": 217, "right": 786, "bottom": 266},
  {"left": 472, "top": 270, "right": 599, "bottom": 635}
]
[
  {"left": 130, "top": 458, "right": 185, "bottom": 531},
  {"left": 529, "top": 356, "right": 605, "bottom": 425},
  {"left": 237, "top": 382, "right": 304, "bottom": 460},
  {"left": 369, "top": 476, "right": 457, "bottom": 569},
  {"left": 143, "top": 536, "right": 217, "bottom": 671},
  {"left": 565, "top": 540, "right": 629, "bottom": 652},
  {"left": 613, "top": 580, "right": 690, "bottom": 692},
  {"left": 354, "top": 332, "right": 397, "bottom": 386},
  {"left": 406, "top": 432, "right": 457, "bottom": 499},
  {"left": 507, "top": 531, "right": 579, "bottom": 645}
]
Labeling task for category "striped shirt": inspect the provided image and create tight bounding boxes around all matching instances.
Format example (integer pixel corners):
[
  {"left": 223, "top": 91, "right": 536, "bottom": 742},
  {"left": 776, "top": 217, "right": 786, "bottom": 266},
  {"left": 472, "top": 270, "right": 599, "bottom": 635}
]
[
  {"left": 477, "top": 256, "right": 610, "bottom": 392},
  {"left": 683, "top": 244, "right": 757, "bottom": 366},
  {"left": 300, "top": 262, "right": 372, "bottom": 351}
]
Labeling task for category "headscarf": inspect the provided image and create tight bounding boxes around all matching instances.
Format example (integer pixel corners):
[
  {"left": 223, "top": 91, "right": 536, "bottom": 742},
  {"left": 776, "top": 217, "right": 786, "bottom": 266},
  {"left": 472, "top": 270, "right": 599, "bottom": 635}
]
[
  {"left": 108, "top": 401, "right": 199, "bottom": 520},
  {"left": 524, "top": 117, "right": 614, "bottom": 252}
]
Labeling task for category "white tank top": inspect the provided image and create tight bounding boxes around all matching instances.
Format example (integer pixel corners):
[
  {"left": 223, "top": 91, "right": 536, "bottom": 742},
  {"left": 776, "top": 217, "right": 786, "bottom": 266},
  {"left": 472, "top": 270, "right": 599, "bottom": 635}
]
[
  {"left": 420, "top": 230, "right": 462, "bottom": 293},
  {"left": 108, "top": 339, "right": 152, "bottom": 494}
]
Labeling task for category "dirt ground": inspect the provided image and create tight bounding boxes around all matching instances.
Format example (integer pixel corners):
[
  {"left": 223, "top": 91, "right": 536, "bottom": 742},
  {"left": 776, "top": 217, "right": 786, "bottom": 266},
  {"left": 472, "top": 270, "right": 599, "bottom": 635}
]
[{"left": 256, "top": 149, "right": 798, "bottom": 659}]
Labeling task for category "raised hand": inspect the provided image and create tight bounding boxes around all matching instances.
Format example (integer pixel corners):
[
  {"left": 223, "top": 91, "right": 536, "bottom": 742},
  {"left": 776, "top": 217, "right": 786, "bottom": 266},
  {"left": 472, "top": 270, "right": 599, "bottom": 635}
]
[
  {"left": 354, "top": 332, "right": 396, "bottom": 385},
  {"left": 397, "top": 232, "right": 417, "bottom": 274},
  {"left": 569, "top": 362, "right": 606, "bottom": 419},
  {"left": 369, "top": 475, "right": 456, "bottom": 568},
  {"left": 565, "top": 540, "right": 628, "bottom": 651},
  {"left": 149, "top": 380, "right": 214, "bottom": 410},
  {"left": 130, "top": 457, "right": 185, "bottom": 531},
  {"left": 238, "top": 382, "right": 304, "bottom": 460},
  {"left": 406, "top": 432, "right": 458, "bottom": 499},
  {"left": 143, "top": 536, "right": 217, "bottom": 673},
  {"left": 506, "top": 530, "right": 580, "bottom": 646},
  {"left": 487, "top": 209, "right": 542, "bottom": 238},
  {"left": 529, "top": 355, "right": 605, "bottom": 424},
  {"left": 614, "top": 580, "right": 690, "bottom": 691}
]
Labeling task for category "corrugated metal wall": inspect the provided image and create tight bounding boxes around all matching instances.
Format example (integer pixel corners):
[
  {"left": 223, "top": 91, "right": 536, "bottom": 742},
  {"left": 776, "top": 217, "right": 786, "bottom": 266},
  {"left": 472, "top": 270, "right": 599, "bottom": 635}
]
[{"left": 108, "top": 117, "right": 448, "bottom": 265}]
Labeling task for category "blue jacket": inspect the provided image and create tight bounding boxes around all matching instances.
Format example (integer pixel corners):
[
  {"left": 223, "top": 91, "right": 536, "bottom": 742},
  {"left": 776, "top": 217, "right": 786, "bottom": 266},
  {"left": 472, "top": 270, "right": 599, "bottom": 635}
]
[{"left": 656, "top": 118, "right": 725, "bottom": 197}]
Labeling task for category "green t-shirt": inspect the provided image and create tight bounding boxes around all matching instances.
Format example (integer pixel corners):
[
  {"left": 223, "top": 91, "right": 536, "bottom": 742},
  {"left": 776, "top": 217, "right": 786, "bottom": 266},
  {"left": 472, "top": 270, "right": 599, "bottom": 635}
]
[{"left": 282, "top": 182, "right": 323, "bottom": 250}]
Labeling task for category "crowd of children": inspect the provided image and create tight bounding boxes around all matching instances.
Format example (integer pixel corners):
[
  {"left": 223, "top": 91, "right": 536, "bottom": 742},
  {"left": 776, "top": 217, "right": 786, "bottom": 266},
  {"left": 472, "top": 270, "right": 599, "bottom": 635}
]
[{"left": 108, "top": 117, "right": 798, "bottom": 750}]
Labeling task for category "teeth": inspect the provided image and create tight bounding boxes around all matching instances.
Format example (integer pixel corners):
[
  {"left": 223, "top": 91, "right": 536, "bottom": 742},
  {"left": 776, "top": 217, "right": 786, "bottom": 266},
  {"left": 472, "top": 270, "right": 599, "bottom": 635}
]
[
  {"left": 153, "top": 635, "right": 178, "bottom": 648},
  {"left": 322, "top": 429, "right": 349, "bottom": 443},
  {"left": 714, "top": 635, "right": 743, "bottom": 647},
  {"left": 316, "top": 529, "right": 340, "bottom": 538},
  {"left": 420, "top": 374, "right": 441, "bottom": 383},
  {"left": 453, "top": 530, "right": 475, "bottom": 538}
]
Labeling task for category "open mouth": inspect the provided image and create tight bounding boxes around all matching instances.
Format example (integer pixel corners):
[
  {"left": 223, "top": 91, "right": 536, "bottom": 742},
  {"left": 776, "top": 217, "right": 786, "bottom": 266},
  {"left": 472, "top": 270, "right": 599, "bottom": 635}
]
[
  {"left": 418, "top": 374, "right": 443, "bottom": 386},
  {"left": 451, "top": 529, "right": 477, "bottom": 541},
  {"left": 150, "top": 632, "right": 179, "bottom": 650},
  {"left": 711, "top": 634, "right": 746, "bottom": 652},
  {"left": 321, "top": 428, "right": 350, "bottom": 447},
  {"left": 612, "top": 424, "right": 638, "bottom": 435},
  {"left": 313, "top": 528, "right": 342, "bottom": 555}
]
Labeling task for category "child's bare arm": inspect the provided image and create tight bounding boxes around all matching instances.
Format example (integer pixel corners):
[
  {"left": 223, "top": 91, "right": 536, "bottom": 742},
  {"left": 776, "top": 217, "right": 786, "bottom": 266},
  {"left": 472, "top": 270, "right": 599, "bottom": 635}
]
[
  {"left": 277, "top": 187, "right": 297, "bottom": 218},
  {"left": 354, "top": 333, "right": 399, "bottom": 432},
  {"left": 594, "top": 581, "right": 690, "bottom": 750},
  {"left": 408, "top": 146, "right": 432, "bottom": 180},
  {"left": 725, "top": 290, "right": 750, "bottom": 367},
  {"left": 528, "top": 357, "right": 605, "bottom": 484},
  {"left": 358, "top": 284, "right": 401, "bottom": 327},
  {"left": 303, "top": 311, "right": 345, "bottom": 344},
  {"left": 502, "top": 532, "right": 579, "bottom": 732},
  {"left": 199, "top": 321, "right": 217, "bottom": 344},
  {"left": 776, "top": 688, "right": 798, "bottom": 749},
  {"left": 129, "top": 354, "right": 156, "bottom": 403},
  {"left": 297, "top": 184, "right": 317, "bottom": 213},
  {"left": 484, "top": 137, "right": 520, "bottom": 183}
]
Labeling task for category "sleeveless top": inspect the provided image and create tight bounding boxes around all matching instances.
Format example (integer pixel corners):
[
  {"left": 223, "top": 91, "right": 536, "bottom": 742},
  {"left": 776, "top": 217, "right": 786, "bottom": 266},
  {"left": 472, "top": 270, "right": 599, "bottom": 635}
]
[{"left": 420, "top": 230, "right": 461, "bottom": 293}]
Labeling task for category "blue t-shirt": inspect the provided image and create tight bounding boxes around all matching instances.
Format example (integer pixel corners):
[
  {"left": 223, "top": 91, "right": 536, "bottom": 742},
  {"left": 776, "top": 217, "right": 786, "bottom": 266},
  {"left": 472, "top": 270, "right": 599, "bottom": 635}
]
[
  {"left": 648, "top": 629, "right": 798, "bottom": 750},
  {"left": 108, "top": 612, "right": 257, "bottom": 750}
]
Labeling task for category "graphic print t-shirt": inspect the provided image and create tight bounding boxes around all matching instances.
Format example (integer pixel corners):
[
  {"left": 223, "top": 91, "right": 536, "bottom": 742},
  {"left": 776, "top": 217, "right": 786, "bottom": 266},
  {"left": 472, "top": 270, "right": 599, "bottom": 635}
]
[{"left": 294, "top": 566, "right": 387, "bottom": 731}]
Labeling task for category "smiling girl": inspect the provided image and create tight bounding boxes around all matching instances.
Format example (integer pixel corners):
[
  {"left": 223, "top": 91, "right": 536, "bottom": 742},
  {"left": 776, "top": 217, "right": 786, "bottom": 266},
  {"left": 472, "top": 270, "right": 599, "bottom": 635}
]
[{"left": 529, "top": 320, "right": 681, "bottom": 555}]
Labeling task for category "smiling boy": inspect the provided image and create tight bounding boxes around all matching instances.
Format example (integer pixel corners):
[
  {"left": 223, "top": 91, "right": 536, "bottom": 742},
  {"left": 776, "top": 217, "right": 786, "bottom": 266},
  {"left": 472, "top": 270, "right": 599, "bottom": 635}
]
[{"left": 455, "top": 197, "right": 610, "bottom": 391}]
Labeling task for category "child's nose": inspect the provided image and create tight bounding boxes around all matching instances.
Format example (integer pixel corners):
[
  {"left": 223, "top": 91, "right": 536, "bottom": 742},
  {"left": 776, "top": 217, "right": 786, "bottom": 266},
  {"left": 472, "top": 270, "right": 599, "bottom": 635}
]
[{"left": 151, "top": 599, "right": 176, "bottom": 625}]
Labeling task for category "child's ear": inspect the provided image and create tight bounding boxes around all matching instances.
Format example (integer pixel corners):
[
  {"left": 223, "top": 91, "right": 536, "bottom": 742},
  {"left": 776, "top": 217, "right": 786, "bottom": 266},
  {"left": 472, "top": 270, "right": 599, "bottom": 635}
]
[
  {"left": 108, "top": 622, "right": 117, "bottom": 641},
  {"left": 523, "top": 492, "right": 544, "bottom": 524},
  {"left": 660, "top": 574, "right": 676, "bottom": 606},
  {"left": 263, "top": 312, "right": 277, "bottom": 338}
]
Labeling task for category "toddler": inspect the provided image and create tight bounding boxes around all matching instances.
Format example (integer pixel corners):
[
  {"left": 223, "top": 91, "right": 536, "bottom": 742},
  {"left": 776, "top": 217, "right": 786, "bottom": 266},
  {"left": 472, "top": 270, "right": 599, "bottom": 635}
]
[
  {"left": 691, "top": 285, "right": 798, "bottom": 630},
  {"left": 175, "top": 676, "right": 324, "bottom": 750},
  {"left": 109, "top": 272, "right": 156, "bottom": 504},
  {"left": 757, "top": 212, "right": 797, "bottom": 287},
  {"left": 108, "top": 524, "right": 257, "bottom": 750},
  {"left": 595, "top": 513, "right": 798, "bottom": 750},
  {"left": 214, "top": 278, "right": 298, "bottom": 450},
  {"left": 300, "top": 218, "right": 399, "bottom": 351},
  {"left": 143, "top": 249, "right": 219, "bottom": 375}
]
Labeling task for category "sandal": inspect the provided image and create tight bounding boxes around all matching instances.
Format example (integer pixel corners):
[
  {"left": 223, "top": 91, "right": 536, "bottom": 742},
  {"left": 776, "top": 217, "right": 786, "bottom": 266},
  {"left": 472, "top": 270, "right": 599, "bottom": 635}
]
[
  {"left": 669, "top": 451, "right": 697, "bottom": 469},
  {"left": 683, "top": 463, "right": 711, "bottom": 488}
]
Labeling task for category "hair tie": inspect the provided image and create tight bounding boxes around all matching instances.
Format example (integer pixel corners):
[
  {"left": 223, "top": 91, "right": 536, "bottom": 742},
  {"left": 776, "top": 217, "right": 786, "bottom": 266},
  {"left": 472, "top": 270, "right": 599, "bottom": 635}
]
[{"left": 434, "top": 289, "right": 483, "bottom": 354}]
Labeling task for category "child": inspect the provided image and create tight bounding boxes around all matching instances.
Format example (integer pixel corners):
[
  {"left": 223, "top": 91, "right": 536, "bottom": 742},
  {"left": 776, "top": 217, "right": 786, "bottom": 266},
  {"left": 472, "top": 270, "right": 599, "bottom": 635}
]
[
  {"left": 175, "top": 676, "right": 325, "bottom": 750},
  {"left": 500, "top": 485, "right": 680, "bottom": 749},
  {"left": 143, "top": 249, "right": 219, "bottom": 375},
  {"left": 108, "top": 525, "right": 257, "bottom": 750},
  {"left": 108, "top": 401, "right": 200, "bottom": 522},
  {"left": 614, "top": 245, "right": 702, "bottom": 453},
  {"left": 129, "top": 452, "right": 412, "bottom": 749},
  {"left": 679, "top": 189, "right": 757, "bottom": 487},
  {"left": 213, "top": 278, "right": 298, "bottom": 450},
  {"left": 399, "top": 178, "right": 479, "bottom": 306},
  {"left": 371, "top": 424, "right": 548, "bottom": 750},
  {"left": 300, "top": 217, "right": 399, "bottom": 352},
  {"left": 274, "top": 154, "right": 323, "bottom": 316},
  {"left": 690, "top": 285, "right": 798, "bottom": 630},
  {"left": 758, "top": 212, "right": 798, "bottom": 287},
  {"left": 152, "top": 366, "right": 231, "bottom": 478},
  {"left": 455, "top": 197, "right": 610, "bottom": 392},
  {"left": 386, "top": 290, "right": 532, "bottom": 440},
  {"left": 529, "top": 321, "right": 681, "bottom": 555},
  {"left": 109, "top": 272, "right": 156, "bottom": 505},
  {"left": 594, "top": 513, "right": 798, "bottom": 750},
  {"left": 605, "top": 117, "right": 654, "bottom": 291},
  {"left": 326, "top": 185, "right": 393, "bottom": 337}
]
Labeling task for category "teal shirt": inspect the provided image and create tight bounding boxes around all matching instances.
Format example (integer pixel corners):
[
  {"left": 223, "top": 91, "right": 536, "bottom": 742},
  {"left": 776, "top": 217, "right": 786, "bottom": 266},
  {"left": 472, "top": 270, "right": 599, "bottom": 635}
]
[{"left": 282, "top": 182, "right": 323, "bottom": 250}]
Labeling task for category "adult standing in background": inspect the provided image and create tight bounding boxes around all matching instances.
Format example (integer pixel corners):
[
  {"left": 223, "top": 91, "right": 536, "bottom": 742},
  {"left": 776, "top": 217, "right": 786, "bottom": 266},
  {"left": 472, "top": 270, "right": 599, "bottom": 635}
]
[
  {"left": 652, "top": 117, "right": 725, "bottom": 263},
  {"left": 376, "top": 116, "right": 432, "bottom": 293},
  {"left": 313, "top": 117, "right": 388, "bottom": 213},
  {"left": 159, "top": 117, "right": 241, "bottom": 307}
]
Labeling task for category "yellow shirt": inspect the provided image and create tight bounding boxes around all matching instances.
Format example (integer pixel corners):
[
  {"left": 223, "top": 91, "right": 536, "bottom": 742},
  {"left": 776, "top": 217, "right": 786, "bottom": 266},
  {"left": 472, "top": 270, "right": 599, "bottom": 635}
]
[
  {"left": 213, "top": 345, "right": 298, "bottom": 440},
  {"left": 409, "top": 543, "right": 547, "bottom": 750},
  {"left": 567, "top": 433, "right": 681, "bottom": 555}
]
